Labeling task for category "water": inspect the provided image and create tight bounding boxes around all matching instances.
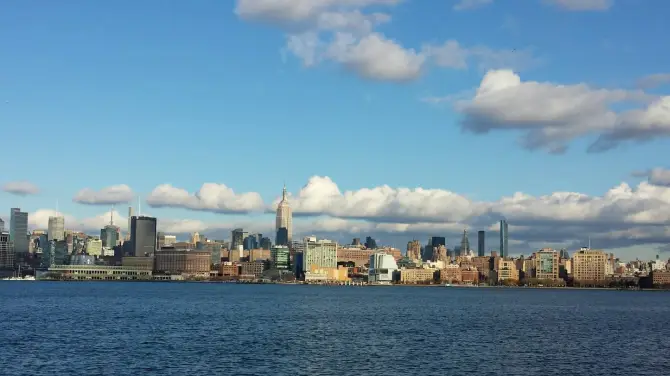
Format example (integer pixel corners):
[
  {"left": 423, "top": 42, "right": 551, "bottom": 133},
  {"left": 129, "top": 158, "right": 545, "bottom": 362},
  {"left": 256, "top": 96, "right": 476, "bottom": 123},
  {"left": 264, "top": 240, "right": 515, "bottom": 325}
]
[{"left": 1, "top": 283, "right": 668, "bottom": 376}]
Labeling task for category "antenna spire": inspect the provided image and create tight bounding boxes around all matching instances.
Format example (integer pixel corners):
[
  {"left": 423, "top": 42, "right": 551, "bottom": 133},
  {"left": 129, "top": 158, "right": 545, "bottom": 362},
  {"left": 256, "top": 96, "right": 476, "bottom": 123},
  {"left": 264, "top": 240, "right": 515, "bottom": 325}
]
[{"left": 110, "top": 204, "right": 114, "bottom": 226}]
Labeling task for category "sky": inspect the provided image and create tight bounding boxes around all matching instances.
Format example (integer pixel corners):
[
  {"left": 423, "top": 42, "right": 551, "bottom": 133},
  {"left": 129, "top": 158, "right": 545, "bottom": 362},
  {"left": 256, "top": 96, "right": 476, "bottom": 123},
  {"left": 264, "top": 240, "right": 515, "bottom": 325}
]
[{"left": 1, "top": 0, "right": 670, "bottom": 260}]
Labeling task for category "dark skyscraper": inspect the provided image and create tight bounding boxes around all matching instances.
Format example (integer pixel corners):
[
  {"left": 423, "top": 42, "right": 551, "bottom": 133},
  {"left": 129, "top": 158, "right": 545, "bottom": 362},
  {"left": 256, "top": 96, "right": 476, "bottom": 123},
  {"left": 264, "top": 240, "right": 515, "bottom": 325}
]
[
  {"left": 364, "top": 236, "right": 377, "bottom": 249},
  {"left": 276, "top": 227, "right": 288, "bottom": 246},
  {"left": 499, "top": 220, "right": 509, "bottom": 258},
  {"left": 131, "top": 216, "right": 157, "bottom": 257},
  {"left": 477, "top": 231, "right": 486, "bottom": 257},
  {"left": 10, "top": 208, "right": 28, "bottom": 254},
  {"left": 460, "top": 230, "right": 470, "bottom": 255},
  {"left": 431, "top": 237, "right": 446, "bottom": 247}
]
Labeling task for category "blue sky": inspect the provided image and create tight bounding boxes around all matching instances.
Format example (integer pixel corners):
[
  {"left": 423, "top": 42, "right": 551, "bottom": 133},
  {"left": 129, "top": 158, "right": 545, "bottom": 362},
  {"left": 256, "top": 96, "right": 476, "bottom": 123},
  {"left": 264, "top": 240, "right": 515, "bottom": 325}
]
[{"left": 1, "top": 0, "right": 669, "bottom": 259}]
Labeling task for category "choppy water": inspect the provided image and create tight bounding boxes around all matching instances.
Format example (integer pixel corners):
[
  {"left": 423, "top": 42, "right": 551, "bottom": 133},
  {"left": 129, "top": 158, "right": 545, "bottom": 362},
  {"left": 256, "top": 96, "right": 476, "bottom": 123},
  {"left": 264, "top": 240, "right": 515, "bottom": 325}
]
[{"left": 1, "top": 283, "right": 668, "bottom": 376}]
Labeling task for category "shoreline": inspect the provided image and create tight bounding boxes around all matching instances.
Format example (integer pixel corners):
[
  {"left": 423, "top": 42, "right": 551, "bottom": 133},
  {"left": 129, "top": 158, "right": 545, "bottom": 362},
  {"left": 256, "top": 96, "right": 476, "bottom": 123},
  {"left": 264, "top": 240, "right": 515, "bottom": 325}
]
[{"left": 11, "top": 279, "right": 669, "bottom": 291}]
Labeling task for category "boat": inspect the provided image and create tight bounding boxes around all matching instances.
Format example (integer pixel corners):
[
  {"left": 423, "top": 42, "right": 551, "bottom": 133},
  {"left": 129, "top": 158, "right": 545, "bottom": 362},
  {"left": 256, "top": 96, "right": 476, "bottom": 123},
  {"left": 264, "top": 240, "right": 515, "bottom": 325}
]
[{"left": 1, "top": 266, "right": 36, "bottom": 281}]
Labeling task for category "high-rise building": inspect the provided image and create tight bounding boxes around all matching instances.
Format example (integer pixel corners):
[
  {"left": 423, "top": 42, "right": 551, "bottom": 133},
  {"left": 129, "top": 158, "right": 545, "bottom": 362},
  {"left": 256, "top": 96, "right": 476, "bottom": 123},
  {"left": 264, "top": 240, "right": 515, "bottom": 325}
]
[
  {"left": 130, "top": 216, "right": 157, "bottom": 257},
  {"left": 572, "top": 248, "right": 607, "bottom": 282},
  {"left": 101, "top": 225, "right": 120, "bottom": 248},
  {"left": 10, "top": 208, "right": 29, "bottom": 254},
  {"left": 0, "top": 218, "right": 4, "bottom": 232},
  {"left": 535, "top": 249, "right": 559, "bottom": 280},
  {"left": 243, "top": 235, "right": 258, "bottom": 250},
  {"left": 302, "top": 237, "right": 337, "bottom": 272},
  {"left": 431, "top": 236, "right": 446, "bottom": 248},
  {"left": 231, "top": 228, "right": 246, "bottom": 250},
  {"left": 406, "top": 240, "right": 421, "bottom": 261},
  {"left": 86, "top": 238, "right": 103, "bottom": 256},
  {"left": 364, "top": 236, "right": 377, "bottom": 249},
  {"left": 460, "top": 230, "right": 470, "bottom": 255},
  {"left": 191, "top": 232, "right": 200, "bottom": 244},
  {"left": 275, "top": 185, "right": 292, "bottom": 243},
  {"left": 271, "top": 245, "right": 290, "bottom": 270},
  {"left": 0, "top": 231, "right": 14, "bottom": 269},
  {"left": 276, "top": 227, "right": 288, "bottom": 246},
  {"left": 477, "top": 231, "right": 485, "bottom": 257},
  {"left": 126, "top": 206, "right": 134, "bottom": 241},
  {"left": 48, "top": 216, "right": 65, "bottom": 241},
  {"left": 499, "top": 220, "right": 509, "bottom": 258}
]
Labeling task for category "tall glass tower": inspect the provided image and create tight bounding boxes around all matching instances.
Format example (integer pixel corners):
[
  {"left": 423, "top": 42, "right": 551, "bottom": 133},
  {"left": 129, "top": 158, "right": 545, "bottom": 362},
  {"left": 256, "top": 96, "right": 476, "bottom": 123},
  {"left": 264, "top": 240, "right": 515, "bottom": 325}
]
[{"left": 499, "top": 220, "right": 509, "bottom": 258}]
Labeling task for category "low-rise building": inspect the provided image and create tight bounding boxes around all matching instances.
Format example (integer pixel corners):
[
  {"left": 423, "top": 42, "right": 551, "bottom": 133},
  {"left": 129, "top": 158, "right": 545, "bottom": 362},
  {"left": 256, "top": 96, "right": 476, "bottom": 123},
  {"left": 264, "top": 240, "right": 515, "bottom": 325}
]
[
  {"left": 399, "top": 268, "right": 438, "bottom": 284},
  {"left": 240, "top": 260, "right": 265, "bottom": 279},
  {"left": 155, "top": 249, "right": 210, "bottom": 277},
  {"left": 40, "top": 265, "right": 153, "bottom": 280},
  {"left": 220, "top": 262, "right": 239, "bottom": 277},
  {"left": 652, "top": 270, "right": 670, "bottom": 286},
  {"left": 573, "top": 248, "right": 607, "bottom": 282},
  {"left": 440, "top": 264, "right": 462, "bottom": 283}
]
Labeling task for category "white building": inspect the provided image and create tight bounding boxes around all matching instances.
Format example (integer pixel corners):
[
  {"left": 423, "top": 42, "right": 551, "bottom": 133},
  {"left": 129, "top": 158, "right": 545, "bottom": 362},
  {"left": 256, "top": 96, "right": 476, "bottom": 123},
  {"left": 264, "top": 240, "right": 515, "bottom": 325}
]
[
  {"left": 48, "top": 216, "right": 65, "bottom": 241},
  {"left": 86, "top": 238, "right": 103, "bottom": 256},
  {"left": 368, "top": 252, "right": 399, "bottom": 283},
  {"left": 652, "top": 256, "right": 667, "bottom": 271},
  {"left": 302, "top": 236, "right": 337, "bottom": 272}
]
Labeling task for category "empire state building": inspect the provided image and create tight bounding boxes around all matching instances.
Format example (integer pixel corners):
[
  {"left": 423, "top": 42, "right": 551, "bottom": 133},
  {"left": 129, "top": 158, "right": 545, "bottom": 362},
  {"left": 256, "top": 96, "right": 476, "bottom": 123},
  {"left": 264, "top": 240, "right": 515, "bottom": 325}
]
[{"left": 275, "top": 185, "right": 292, "bottom": 244}]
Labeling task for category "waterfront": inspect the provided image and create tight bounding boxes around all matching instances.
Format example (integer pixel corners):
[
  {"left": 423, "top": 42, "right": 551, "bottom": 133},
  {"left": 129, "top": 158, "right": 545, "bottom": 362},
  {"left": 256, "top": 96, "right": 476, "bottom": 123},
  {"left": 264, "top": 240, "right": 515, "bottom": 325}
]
[{"left": 1, "top": 283, "right": 669, "bottom": 375}]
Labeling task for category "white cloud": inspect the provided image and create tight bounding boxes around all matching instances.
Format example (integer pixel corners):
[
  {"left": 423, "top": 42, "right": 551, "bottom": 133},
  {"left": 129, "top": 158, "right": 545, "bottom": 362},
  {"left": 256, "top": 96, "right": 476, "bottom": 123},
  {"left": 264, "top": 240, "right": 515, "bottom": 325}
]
[
  {"left": 326, "top": 32, "right": 425, "bottom": 81},
  {"left": 146, "top": 183, "right": 265, "bottom": 214},
  {"left": 73, "top": 185, "right": 134, "bottom": 205},
  {"left": 544, "top": 0, "right": 612, "bottom": 11},
  {"left": 236, "top": 0, "right": 540, "bottom": 81},
  {"left": 2, "top": 181, "right": 40, "bottom": 196},
  {"left": 452, "top": 69, "right": 657, "bottom": 153},
  {"left": 637, "top": 73, "right": 670, "bottom": 90},
  {"left": 453, "top": 0, "right": 493, "bottom": 11},
  {"left": 589, "top": 96, "right": 670, "bottom": 152}
]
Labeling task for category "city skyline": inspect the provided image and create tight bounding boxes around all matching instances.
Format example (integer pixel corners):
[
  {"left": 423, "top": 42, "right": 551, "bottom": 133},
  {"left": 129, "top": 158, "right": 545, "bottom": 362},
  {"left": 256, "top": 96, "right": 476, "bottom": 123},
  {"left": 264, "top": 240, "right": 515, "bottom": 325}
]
[{"left": 2, "top": 1, "right": 670, "bottom": 259}]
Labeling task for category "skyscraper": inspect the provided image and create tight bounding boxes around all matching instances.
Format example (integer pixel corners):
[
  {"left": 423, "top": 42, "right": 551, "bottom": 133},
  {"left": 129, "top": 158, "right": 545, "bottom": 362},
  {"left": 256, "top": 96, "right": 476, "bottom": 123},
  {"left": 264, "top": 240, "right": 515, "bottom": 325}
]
[
  {"left": 231, "top": 228, "right": 246, "bottom": 250},
  {"left": 364, "top": 236, "right": 377, "bottom": 249},
  {"left": 477, "top": 231, "right": 485, "bottom": 257},
  {"left": 499, "top": 220, "right": 509, "bottom": 258},
  {"left": 131, "top": 216, "right": 157, "bottom": 257},
  {"left": 10, "top": 208, "right": 28, "bottom": 254},
  {"left": 275, "top": 185, "right": 292, "bottom": 243},
  {"left": 0, "top": 218, "right": 4, "bottom": 232},
  {"left": 276, "top": 227, "right": 288, "bottom": 246},
  {"left": 460, "top": 230, "right": 470, "bottom": 256},
  {"left": 48, "top": 216, "right": 65, "bottom": 241},
  {"left": 126, "top": 206, "right": 134, "bottom": 240}
]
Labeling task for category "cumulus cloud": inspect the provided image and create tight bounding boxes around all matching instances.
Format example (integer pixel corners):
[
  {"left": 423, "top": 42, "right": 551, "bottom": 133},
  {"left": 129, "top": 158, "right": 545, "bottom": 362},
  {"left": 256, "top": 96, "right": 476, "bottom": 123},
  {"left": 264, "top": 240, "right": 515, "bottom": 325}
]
[
  {"left": 2, "top": 181, "right": 40, "bottom": 196},
  {"left": 633, "top": 168, "right": 670, "bottom": 187},
  {"left": 146, "top": 183, "right": 265, "bottom": 214},
  {"left": 544, "top": 0, "right": 612, "bottom": 11},
  {"left": 636, "top": 73, "right": 670, "bottom": 90},
  {"left": 451, "top": 69, "right": 661, "bottom": 153},
  {"left": 236, "top": 0, "right": 538, "bottom": 81},
  {"left": 73, "top": 185, "right": 134, "bottom": 205}
]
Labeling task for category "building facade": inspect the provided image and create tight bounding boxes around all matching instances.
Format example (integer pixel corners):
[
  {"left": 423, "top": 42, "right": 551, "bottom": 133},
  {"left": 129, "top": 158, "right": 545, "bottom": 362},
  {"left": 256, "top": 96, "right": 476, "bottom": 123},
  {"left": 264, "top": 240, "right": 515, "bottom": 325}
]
[
  {"left": 368, "top": 253, "right": 399, "bottom": 283},
  {"left": 155, "top": 249, "right": 210, "bottom": 277},
  {"left": 0, "top": 231, "right": 14, "bottom": 269},
  {"left": 48, "top": 216, "right": 65, "bottom": 241},
  {"left": 131, "top": 216, "right": 157, "bottom": 257},
  {"left": 406, "top": 240, "right": 421, "bottom": 261},
  {"left": 572, "top": 248, "right": 607, "bottom": 282},
  {"left": 499, "top": 220, "right": 509, "bottom": 258},
  {"left": 303, "top": 237, "right": 337, "bottom": 272},
  {"left": 535, "top": 249, "right": 560, "bottom": 280},
  {"left": 275, "top": 185, "right": 292, "bottom": 243},
  {"left": 10, "top": 208, "right": 29, "bottom": 254},
  {"left": 477, "top": 231, "right": 485, "bottom": 257},
  {"left": 271, "top": 245, "right": 290, "bottom": 270},
  {"left": 101, "top": 225, "right": 120, "bottom": 248}
]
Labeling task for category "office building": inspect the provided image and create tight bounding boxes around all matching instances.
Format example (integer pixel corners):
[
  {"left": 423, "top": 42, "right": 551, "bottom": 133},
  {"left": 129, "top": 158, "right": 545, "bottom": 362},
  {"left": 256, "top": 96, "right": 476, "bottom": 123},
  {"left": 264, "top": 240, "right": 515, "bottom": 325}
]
[
  {"left": 190, "top": 232, "right": 201, "bottom": 244},
  {"left": 243, "top": 235, "right": 258, "bottom": 250},
  {"left": 0, "top": 218, "right": 4, "bottom": 232},
  {"left": 303, "top": 237, "right": 337, "bottom": 272},
  {"left": 276, "top": 227, "right": 288, "bottom": 246},
  {"left": 275, "top": 185, "right": 293, "bottom": 243},
  {"left": 572, "top": 248, "right": 607, "bottom": 282},
  {"left": 86, "top": 238, "right": 103, "bottom": 256},
  {"left": 48, "top": 216, "right": 65, "bottom": 241},
  {"left": 231, "top": 228, "right": 247, "bottom": 251},
  {"left": 157, "top": 233, "right": 176, "bottom": 249},
  {"left": 130, "top": 216, "right": 157, "bottom": 257},
  {"left": 126, "top": 206, "right": 134, "bottom": 240},
  {"left": 406, "top": 240, "right": 421, "bottom": 261},
  {"left": 499, "top": 220, "right": 509, "bottom": 258},
  {"left": 10, "top": 208, "right": 29, "bottom": 254},
  {"left": 477, "top": 231, "right": 485, "bottom": 257},
  {"left": 535, "top": 249, "right": 560, "bottom": 280},
  {"left": 101, "top": 225, "right": 120, "bottom": 248},
  {"left": 271, "top": 245, "right": 290, "bottom": 270},
  {"left": 364, "top": 236, "right": 377, "bottom": 249},
  {"left": 154, "top": 249, "right": 210, "bottom": 277},
  {"left": 0, "top": 231, "right": 14, "bottom": 269},
  {"left": 460, "top": 230, "right": 470, "bottom": 256}
]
